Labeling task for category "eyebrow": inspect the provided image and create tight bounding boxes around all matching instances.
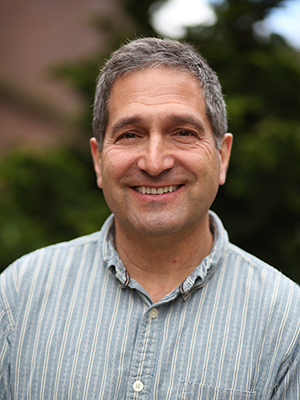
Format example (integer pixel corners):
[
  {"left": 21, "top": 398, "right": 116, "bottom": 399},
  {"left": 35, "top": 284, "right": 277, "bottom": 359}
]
[
  {"left": 110, "top": 117, "right": 142, "bottom": 137},
  {"left": 165, "top": 114, "right": 207, "bottom": 133},
  {"left": 109, "top": 113, "right": 207, "bottom": 137}
]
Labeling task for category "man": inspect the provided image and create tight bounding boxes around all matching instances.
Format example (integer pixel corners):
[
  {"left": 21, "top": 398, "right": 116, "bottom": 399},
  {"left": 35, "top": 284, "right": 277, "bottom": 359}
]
[{"left": 1, "top": 38, "right": 300, "bottom": 399}]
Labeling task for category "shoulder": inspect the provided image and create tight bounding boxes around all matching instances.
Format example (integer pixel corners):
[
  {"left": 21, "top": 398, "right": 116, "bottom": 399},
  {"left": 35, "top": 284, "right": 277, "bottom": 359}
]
[
  {"left": 0, "top": 230, "right": 104, "bottom": 328},
  {"left": 3, "top": 230, "right": 102, "bottom": 283},
  {"left": 209, "top": 211, "right": 300, "bottom": 310},
  {"left": 0, "top": 215, "right": 116, "bottom": 335},
  {"left": 224, "top": 242, "right": 300, "bottom": 322},
  {"left": 1, "top": 213, "right": 116, "bottom": 286},
  {"left": 226, "top": 241, "right": 298, "bottom": 283}
]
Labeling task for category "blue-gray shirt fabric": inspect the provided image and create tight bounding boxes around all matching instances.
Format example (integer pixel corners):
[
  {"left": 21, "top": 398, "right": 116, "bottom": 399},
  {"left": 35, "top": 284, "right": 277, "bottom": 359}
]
[{"left": 1, "top": 211, "right": 300, "bottom": 399}]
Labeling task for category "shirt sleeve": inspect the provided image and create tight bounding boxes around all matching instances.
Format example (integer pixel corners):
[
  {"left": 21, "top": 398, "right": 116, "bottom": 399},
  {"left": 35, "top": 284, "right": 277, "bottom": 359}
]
[
  {"left": 0, "top": 269, "right": 15, "bottom": 400},
  {"left": 271, "top": 341, "right": 300, "bottom": 399}
]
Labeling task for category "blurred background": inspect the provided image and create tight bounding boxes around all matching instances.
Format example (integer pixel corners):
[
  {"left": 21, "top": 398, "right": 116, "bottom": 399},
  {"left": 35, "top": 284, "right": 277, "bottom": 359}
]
[{"left": 1, "top": 0, "right": 300, "bottom": 282}]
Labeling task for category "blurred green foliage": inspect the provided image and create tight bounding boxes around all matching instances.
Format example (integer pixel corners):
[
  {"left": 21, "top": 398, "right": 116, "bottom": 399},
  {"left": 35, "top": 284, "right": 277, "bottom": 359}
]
[
  {"left": 0, "top": 149, "right": 110, "bottom": 269},
  {"left": 1, "top": 0, "right": 300, "bottom": 283}
]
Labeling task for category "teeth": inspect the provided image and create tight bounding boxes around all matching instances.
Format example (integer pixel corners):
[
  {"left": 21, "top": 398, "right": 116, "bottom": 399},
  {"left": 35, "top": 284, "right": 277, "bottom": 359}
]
[{"left": 135, "top": 185, "right": 180, "bottom": 195}]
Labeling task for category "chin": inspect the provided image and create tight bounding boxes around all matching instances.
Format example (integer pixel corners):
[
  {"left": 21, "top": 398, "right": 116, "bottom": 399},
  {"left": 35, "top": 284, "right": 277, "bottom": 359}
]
[{"left": 128, "top": 213, "right": 189, "bottom": 236}]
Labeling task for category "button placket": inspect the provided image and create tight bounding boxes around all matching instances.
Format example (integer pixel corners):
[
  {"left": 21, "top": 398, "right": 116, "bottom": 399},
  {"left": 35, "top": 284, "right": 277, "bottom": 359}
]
[{"left": 125, "top": 306, "right": 162, "bottom": 399}]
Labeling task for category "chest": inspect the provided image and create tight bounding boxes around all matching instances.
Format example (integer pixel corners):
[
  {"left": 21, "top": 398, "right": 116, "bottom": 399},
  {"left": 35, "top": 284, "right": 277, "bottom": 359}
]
[{"left": 10, "top": 275, "right": 279, "bottom": 400}]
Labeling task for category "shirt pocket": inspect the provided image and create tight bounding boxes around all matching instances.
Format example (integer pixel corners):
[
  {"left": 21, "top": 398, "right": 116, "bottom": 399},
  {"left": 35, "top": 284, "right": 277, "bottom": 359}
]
[{"left": 178, "top": 382, "right": 261, "bottom": 400}]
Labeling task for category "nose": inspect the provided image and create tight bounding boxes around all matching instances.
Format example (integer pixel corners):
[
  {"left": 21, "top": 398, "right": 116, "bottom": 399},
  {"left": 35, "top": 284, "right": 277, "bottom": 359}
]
[{"left": 137, "top": 134, "right": 174, "bottom": 176}]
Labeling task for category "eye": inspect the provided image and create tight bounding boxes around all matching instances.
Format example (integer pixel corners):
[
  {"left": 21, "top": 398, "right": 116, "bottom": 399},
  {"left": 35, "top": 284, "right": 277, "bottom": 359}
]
[
  {"left": 177, "top": 130, "right": 193, "bottom": 137},
  {"left": 174, "top": 130, "right": 198, "bottom": 139},
  {"left": 117, "top": 132, "right": 138, "bottom": 141}
]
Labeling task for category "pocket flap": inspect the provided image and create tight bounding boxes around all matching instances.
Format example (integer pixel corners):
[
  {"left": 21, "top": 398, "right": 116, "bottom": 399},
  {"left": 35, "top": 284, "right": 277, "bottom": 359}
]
[{"left": 179, "top": 382, "right": 260, "bottom": 400}]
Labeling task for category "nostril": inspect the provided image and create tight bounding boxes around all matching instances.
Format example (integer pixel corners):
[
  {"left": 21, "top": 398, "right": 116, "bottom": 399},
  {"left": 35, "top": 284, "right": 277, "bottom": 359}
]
[{"left": 137, "top": 154, "right": 174, "bottom": 176}]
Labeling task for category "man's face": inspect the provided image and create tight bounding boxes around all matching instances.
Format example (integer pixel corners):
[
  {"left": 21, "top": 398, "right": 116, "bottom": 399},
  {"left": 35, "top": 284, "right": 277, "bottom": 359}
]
[{"left": 91, "top": 66, "right": 232, "bottom": 238}]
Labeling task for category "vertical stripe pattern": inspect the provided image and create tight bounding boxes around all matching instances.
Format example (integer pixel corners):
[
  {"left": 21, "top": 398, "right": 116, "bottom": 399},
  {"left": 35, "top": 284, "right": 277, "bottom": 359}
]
[{"left": 0, "top": 212, "right": 300, "bottom": 400}]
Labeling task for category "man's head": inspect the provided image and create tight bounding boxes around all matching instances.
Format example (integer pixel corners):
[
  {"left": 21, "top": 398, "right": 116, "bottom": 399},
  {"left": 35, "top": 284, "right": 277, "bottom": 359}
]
[
  {"left": 93, "top": 37, "right": 227, "bottom": 150},
  {"left": 90, "top": 63, "right": 232, "bottom": 239}
]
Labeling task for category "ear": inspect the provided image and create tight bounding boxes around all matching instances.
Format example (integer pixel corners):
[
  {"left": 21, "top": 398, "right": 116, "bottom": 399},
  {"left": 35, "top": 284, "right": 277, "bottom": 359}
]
[
  {"left": 219, "top": 133, "right": 233, "bottom": 185},
  {"left": 90, "top": 138, "right": 103, "bottom": 189}
]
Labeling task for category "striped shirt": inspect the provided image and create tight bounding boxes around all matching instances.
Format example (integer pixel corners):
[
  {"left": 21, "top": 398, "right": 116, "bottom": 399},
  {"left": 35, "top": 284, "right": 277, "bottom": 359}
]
[{"left": 1, "top": 211, "right": 300, "bottom": 399}]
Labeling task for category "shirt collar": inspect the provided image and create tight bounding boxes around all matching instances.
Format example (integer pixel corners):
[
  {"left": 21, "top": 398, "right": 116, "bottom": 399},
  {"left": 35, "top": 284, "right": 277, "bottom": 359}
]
[
  {"left": 99, "top": 211, "right": 229, "bottom": 292},
  {"left": 100, "top": 215, "right": 129, "bottom": 285},
  {"left": 180, "top": 211, "right": 229, "bottom": 293}
]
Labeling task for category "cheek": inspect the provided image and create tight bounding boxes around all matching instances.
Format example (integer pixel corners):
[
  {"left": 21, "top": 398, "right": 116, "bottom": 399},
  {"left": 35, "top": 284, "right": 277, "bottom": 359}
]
[
  {"left": 106, "top": 148, "right": 138, "bottom": 172},
  {"left": 101, "top": 153, "right": 132, "bottom": 188},
  {"left": 182, "top": 148, "right": 218, "bottom": 174}
]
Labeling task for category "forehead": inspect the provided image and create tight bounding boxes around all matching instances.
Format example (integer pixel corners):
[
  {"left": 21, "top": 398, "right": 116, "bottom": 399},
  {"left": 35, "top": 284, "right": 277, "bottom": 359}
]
[
  {"left": 106, "top": 66, "right": 206, "bottom": 123},
  {"left": 110, "top": 66, "right": 202, "bottom": 98}
]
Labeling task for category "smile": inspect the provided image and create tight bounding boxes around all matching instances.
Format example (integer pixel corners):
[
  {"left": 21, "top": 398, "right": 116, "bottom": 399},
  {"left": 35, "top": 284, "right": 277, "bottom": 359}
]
[{"left": 135, "top": 185, "right": 181, "bottom": 195}]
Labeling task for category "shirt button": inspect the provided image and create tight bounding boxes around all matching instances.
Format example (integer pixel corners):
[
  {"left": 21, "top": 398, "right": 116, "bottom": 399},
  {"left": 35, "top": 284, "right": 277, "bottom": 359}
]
[
  {"left": 149, "top": 308, "right": 158, "bottom": 319},
  {"left": 133, "top": 380, "right": 144, "bottom": 392}
]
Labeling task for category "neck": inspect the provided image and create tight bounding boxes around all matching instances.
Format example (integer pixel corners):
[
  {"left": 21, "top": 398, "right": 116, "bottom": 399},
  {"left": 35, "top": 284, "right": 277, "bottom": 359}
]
[{"left": 114, "top": 216, "right": 214, "bottom": 303}]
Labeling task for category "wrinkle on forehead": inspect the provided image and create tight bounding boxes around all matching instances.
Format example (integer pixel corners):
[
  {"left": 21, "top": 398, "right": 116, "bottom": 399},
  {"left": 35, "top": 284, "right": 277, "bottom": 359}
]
[
  {"left": 109, "top": 66, "right": 203, "bottom": 105},
  {"left": 108, "top": 68, "right": 204, "bottom": 117}
]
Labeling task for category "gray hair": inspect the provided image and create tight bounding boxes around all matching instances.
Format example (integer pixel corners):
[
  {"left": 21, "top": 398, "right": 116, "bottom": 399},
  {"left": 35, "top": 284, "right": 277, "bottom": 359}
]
[{"left": 93, "top": 37, "right": 227, "bottom": 150}]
